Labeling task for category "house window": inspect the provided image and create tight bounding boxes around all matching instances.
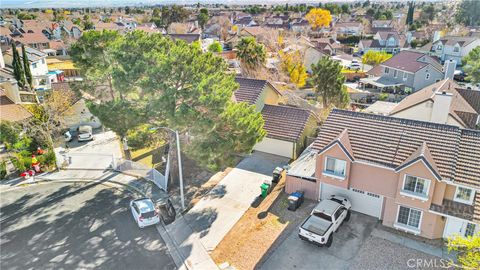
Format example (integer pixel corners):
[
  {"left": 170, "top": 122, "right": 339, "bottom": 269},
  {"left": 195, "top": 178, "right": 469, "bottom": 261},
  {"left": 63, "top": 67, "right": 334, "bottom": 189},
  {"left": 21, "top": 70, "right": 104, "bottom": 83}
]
[
  {"left": 401, "top": 175, "right": 430, "bottom": 199},
  {"left": 465, "top": 223, "right": 476, "bottom": 238},
  {"left": 453, "top": 46, "right": 459, "bottom": 53},
  {"left": 425, "top": 73, "right": 430, "bottom": 80},
  {"left": 385, "top": 67, "right": 390, "bottom": 74},
  {"left": 32, "top": 63, "right": 37, "bottom": 69},
  {"left": 393, "top": 69, "right": 398, "bottom": 78},
  {"left": 437, "top": 45, "right": 442, "bottom": 50},
  {"left": 323, "top": 157, "right": 347, "bottom": 178},
  {"left": 403, "top": 72, "right": 408, "bottom": 81},
  {"left": 454, "top": 186, "right": 475, "bottom": 205},
  {"left": 397, "top": 206, "right": 422, "bottom": 230}
]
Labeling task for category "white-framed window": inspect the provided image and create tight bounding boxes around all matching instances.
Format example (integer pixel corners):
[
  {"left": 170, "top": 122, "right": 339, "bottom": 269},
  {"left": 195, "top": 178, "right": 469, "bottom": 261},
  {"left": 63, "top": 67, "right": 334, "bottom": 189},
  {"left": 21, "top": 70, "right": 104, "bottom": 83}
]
[
  {"left": 425, "top": 73, "right": 430, "bottom": 80},
  {"left": 396, "top": 205, "right": 422, "bottom": 232},
  {"left": 323, "top": 156, "right": 347, "bottom": 179},
  {"left": 437, "top": 45, "right": 443, "bottom": 50},
  {"left": 32, "top": 63, "right": 37, "bottom": 69},
  {"left": 453, "top": 46, "right": 460, "bottom": 53},
  {"left": 403, "top": 72, "right": 408, "bottom": 81},
  {"left": 393, "top": 69, "right": 398, "bottom": 78},
  {"left": 454, "top": 186, "right": 475, "bottom": 205},
  {"left": 401, "top": 175, "right": 430, "bottom": 200},
  {"left": 385, "top": 67, "right": 390, "bottom": 74}
]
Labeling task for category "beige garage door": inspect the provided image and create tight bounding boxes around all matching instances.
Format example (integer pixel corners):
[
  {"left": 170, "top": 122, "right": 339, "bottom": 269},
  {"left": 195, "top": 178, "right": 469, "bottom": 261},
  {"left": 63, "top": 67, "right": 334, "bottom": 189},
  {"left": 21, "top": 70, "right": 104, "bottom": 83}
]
[{"left": 253, "top": 137, "right": 294, "bottom": 158}]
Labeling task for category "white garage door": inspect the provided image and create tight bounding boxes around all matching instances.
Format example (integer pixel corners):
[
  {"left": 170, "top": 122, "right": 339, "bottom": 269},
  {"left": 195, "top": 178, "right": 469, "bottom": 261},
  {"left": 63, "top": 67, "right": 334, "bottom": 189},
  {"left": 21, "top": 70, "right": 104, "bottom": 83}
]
[
  {"left": 320, "top": 183, "right": 383, "bottom": 218},
  {"left": 253, "top": 137, "right": 294, "bottom": 158}
]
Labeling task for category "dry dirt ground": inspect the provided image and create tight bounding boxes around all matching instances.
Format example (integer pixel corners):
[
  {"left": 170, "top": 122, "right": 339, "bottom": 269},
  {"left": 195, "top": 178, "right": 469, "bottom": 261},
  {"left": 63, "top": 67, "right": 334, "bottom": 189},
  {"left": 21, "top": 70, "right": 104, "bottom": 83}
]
[{"left": 211, "top": 175, "right": 316, "bottom": 270}]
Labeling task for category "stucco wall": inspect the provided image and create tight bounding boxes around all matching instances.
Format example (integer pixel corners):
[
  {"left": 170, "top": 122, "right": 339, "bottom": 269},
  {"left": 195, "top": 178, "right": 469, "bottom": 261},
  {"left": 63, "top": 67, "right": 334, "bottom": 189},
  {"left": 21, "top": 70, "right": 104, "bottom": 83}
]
[
  {"left": 395, "top": 161, "right": 438, "bottom": 210},
  {"left": 285, "top": 175, "right": 318, "bottom": 200},
  {"left": 316, "top": 144, "right": 351, "bottom": 190},
  {"left": 264, "top": 84, "right": 281, "bottom": 105},
  {"left": 349, "top": 163, "right": 398, "bottom": 198},
  {"left": 382, "top": 198, "right": 445, "bottom": 239},
  {"left": 254, "top": 137, "right": 294, "bottom": 158},
  {"left": 444, "top": 184, "right": 457, "bottom": 200}
]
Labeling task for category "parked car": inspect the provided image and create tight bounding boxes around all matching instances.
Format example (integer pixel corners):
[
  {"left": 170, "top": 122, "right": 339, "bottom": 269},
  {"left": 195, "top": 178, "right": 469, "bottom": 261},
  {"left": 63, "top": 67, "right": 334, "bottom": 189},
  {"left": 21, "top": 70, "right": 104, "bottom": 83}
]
[
  {"left": 130, "top": 198, "right": 160, "bottom": 228},
  {"left": 454, "top": 70, "right": 470, "bottom": 82},
  {"left": 348, "top": 60, "right": 361, "bottom": 70},
  {"left": 298, "top": 195, "right": 351, "bottom": 247},
  {"left": 77, "top": 125, "right": 93, "bottom": 142}
]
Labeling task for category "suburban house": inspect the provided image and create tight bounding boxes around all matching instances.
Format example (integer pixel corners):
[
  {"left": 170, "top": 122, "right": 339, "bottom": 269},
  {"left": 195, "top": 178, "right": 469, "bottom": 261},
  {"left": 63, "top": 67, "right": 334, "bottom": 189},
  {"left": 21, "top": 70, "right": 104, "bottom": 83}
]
[
  {"left": 427, "top": 36, "right": 480, "bottom": 65},
  {"left": 304, "top": 46, "right": 328, "bottom": 74},
  {"left": 360, "top": 50, "right": 448, "bottom": 92},
  {"left": 12, "top": 31, "right": 50, "bottom": 50},
  {"left": 334, "top": 22, "right": 364, "bottom": 36},
  {"left": 389, "top": 79, "right": 480, "bottom": 129},
  {"left": 286, "top": 109, "right": 480, "bottom": 240},
  {"left": 290, "top": 18, "right": 310, "bottom": 33},
  {"left": 370, "top": 19, "right": 396, "bottom": 33},
  {"left": 358, "top": 31, "right": 406, "bottom": 54},
  {"left": 3, "top": 46, "right": 57, "bottom": 90},
  {"left": 233, "top": 16, "right": 258, "bottom": 27},
  {"left": 233, "top": 77, "right": 318, "bottom": 159}
]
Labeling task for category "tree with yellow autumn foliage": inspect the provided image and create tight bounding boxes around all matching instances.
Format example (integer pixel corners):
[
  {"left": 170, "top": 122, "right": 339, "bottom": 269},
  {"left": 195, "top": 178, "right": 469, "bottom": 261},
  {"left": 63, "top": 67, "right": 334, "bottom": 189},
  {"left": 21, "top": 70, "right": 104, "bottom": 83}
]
[
  {"left": 305, "top": 8, "right": 332, "bottom": 30},
  {"left": 447, "top": 232, "right": 480, "bottom": 269},
  {"left": 279, "top": 50, "right": 308, "bottom": 87}
]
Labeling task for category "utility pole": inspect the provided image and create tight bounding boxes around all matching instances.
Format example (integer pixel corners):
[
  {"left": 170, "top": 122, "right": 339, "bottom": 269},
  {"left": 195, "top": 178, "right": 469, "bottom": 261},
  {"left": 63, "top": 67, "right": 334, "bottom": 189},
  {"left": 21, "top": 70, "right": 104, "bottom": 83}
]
[{"left": 174, "top": 130, "right": 185, "bottom": 211}]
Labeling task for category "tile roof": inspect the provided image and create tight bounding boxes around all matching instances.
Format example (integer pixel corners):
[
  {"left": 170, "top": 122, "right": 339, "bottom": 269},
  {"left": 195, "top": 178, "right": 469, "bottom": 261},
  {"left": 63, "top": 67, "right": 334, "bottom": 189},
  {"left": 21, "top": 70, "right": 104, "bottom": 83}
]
[
  {"left": 312, "top": 109, "right": 480, "bottom": 189},
  {"left": 261, "top": 104, "right": 314, "bottom": 142},
  {"left": 13, "top": 32, "right": 49, "bottom": 45},
  {"left": 390, "top": 79, "right": 479, "bottom": 128},
  {"left": 381, "top": 50, "right": 439, "bottom": 73},
  {"left": 430, "top": 199, "right": 476, "bottom": 222},
  {"left": 233, "top": 77, "right": 269, "bottom": 105}
]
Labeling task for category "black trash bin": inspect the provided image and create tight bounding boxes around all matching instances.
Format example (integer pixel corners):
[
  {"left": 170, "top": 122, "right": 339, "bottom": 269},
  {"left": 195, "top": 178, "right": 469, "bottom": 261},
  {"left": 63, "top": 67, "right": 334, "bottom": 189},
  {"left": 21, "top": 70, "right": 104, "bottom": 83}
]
[
  {"left": 272, "top": 167, "right": 284, "bottom": 183},
  {"left": 287, "top": 191, "right": 304, "bottom": 211}
]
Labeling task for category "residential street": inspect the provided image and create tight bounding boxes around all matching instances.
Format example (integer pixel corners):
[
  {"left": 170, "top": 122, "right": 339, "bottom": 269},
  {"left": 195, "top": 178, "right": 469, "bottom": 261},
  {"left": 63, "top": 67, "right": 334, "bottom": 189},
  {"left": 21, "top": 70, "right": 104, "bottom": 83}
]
[{"left": 0, "top": 182, "right": 175, "bottom": 270}]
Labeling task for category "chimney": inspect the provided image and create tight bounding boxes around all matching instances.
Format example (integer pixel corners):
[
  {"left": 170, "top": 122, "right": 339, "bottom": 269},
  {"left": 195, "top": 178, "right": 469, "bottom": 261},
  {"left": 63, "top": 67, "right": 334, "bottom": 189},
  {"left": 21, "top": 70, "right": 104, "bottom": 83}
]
[
  {"left": 433, "top": 31, "right": 441, "bottom": 43},
  {"left": 443, "top": 59, "right": 456, "bottom": 80},
  {"left": 0, "top": 46, "right": 5, "bottom": 69},
  {"left": 430, "top": 91, "right": 453, "bottom": 124}
]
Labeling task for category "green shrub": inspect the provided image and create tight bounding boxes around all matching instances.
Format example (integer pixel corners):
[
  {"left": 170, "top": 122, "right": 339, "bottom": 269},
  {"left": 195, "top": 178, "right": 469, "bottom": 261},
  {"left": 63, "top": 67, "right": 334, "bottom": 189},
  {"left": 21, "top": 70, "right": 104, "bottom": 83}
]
[
  {"left": 378, "top": 93, "right": 389, "bottom": 101},
  {"left": 0, "top": 161, "right": 7, "bottom": 180}
]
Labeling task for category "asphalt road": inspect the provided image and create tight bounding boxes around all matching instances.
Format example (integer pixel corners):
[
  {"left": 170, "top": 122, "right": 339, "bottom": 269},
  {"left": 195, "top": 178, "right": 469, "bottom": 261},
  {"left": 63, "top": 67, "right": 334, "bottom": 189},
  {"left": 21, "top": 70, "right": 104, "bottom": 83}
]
[{"left": 0, "top": 182, "right": 176, "bottom": 270}]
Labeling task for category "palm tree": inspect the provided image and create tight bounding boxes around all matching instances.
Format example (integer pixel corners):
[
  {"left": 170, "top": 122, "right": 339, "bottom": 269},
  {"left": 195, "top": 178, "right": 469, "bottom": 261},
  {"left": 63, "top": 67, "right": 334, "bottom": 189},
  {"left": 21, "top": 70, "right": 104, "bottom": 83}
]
[{"left": 235, "top": 37, "right": 266, "bottom": 73}]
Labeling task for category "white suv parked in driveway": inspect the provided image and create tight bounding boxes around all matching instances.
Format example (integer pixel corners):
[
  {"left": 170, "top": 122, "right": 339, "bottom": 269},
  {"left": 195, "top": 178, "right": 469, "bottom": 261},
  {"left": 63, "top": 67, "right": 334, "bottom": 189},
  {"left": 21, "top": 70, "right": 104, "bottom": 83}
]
[
  {"left": 130, "top": 198, "right": 160, "bottom": 228},
  {"left": 299, "top": 195, "right": 352, "bottom": 247}
]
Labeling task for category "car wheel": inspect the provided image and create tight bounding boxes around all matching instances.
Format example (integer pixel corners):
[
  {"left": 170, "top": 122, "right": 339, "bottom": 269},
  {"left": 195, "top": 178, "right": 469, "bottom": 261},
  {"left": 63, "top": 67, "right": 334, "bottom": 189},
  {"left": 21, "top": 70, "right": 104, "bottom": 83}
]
[
  {"left": 345, "top": 210, "right": 351, "bottom": 222},
  {"left": 325, "top": 235, "right": 333, "bottom": 247}
]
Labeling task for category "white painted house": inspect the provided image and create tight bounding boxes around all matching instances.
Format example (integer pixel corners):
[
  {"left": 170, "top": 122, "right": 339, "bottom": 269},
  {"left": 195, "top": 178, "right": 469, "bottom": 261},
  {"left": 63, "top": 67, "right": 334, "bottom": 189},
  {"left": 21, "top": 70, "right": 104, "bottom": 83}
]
[{"left": 430, "top": 36, "right": 480, "bottom": 65}]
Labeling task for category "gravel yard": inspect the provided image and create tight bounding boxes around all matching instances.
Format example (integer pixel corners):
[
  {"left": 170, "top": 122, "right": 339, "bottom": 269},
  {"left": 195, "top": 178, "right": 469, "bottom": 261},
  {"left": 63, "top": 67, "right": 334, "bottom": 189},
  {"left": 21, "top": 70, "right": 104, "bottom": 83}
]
[{"left": 351, "top": 236, "right": 450, "bottom": 270}]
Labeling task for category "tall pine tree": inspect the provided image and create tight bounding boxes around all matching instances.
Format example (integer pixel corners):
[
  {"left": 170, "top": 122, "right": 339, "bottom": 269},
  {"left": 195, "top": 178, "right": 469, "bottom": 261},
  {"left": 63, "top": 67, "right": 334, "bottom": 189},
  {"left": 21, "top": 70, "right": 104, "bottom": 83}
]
[
  {"left": 406, "top": 2, "right": 415, "bottom": 25},
  {"left": 11, "top": 43, "right": 26, "bottom": 88},
  {"left": 21, "top": 45, "right": 33, "bottom": 89}
]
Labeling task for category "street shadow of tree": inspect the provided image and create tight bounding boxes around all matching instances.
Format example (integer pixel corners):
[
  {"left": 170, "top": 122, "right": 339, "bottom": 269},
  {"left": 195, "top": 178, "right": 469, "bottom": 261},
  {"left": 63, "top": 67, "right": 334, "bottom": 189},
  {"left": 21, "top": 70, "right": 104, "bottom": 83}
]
[
  {"left": 183, "top": 207, "right": 219, "bottom": 239},
  {"left": 0, "top": 183, "right": 176, "bottom": 270},
  {"left": 203, "top": 184, "right": 227, "bottom": 200}
]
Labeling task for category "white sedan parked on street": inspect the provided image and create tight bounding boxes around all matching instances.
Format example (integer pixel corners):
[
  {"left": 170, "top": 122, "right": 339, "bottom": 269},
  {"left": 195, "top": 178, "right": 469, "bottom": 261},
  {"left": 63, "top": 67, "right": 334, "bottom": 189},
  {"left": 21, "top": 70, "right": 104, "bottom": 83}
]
[{"left": 130, "top": 198, "right": 160, "bottom": 228}]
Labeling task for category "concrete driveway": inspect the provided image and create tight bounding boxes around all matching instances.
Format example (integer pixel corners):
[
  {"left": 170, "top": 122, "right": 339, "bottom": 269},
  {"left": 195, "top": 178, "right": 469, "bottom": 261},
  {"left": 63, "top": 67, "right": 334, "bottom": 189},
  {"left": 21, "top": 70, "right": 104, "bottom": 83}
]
[
  {"left": 259, "top": 212, "right": 444, "bottom": 270},
  {"left": 184, "top": 151, "right": 289, "bottom": 252}
]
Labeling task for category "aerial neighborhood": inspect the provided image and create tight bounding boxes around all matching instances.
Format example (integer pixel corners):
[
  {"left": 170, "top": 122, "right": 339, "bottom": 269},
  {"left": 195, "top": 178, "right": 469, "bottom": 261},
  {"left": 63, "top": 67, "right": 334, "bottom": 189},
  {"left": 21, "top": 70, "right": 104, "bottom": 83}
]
[{"left": 0, "top": 1, "right": 479, "bottom": 270}]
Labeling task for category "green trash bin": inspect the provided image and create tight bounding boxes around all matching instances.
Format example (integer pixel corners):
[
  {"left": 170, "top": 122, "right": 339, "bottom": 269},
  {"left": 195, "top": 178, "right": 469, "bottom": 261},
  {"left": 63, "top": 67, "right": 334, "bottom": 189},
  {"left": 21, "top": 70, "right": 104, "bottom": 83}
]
[{"left": 260, "top": 183, "right": 270, "bottom": 198}]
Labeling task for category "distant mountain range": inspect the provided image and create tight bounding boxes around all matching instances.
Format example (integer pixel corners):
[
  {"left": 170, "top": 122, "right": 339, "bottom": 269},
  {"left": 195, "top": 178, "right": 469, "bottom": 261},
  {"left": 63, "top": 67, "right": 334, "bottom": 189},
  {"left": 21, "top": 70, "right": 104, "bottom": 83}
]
[{"left": 1, "top": 0, "right": 444, "bottom": 9}]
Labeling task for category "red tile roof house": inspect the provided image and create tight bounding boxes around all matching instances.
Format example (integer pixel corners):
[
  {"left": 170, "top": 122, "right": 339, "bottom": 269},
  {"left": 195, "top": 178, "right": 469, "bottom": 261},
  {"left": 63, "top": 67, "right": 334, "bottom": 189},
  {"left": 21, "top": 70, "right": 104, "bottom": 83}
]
[
  {"left": 233, "top": 77, "right": 319, "bottom": 159},
  {"left": 286, "top": 109, "right": 480, "bottom": 239}
]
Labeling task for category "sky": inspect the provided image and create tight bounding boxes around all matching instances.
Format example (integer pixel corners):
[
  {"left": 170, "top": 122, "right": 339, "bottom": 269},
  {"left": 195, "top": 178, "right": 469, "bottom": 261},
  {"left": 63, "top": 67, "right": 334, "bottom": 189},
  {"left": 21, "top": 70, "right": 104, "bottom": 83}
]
[{"left": 1, "top": 0, "right": 428, "bottom": 9}]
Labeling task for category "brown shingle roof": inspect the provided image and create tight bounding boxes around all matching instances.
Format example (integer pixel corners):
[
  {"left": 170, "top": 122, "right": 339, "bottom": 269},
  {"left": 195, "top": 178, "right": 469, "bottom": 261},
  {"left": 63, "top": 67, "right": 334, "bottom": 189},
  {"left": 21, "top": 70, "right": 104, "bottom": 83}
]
[
  {"left": 261, "top": 104, "right": 314, "bottom": 142},
  {"left": 312, "top": 109, "right": 480, "bottom": 188},
  {"left": 390, "top": 79, "right": 479, "bottom": 129},
  {"left": 234, "top": 77, "right": 269, "bottom": 105},
  {"left": 381, "top": 50, "right": 437, "bottom": 73}
]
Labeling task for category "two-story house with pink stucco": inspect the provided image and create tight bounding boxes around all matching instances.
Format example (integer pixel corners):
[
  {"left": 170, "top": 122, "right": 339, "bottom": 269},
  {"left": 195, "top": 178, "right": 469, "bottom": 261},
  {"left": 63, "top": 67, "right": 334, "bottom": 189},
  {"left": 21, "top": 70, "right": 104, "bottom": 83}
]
[{"left": 286, "top": 109, "right": 479, "bottom": 240}]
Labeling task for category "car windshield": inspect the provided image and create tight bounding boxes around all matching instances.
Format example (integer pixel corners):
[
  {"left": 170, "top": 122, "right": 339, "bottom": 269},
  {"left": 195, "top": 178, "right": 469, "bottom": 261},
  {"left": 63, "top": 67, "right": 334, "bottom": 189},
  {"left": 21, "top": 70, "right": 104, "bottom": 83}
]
[
  {"left": 301, "top": 215, "right": 331, "bottom": 236},
  {"left": 330, "top": 198, "right": 343, "bottom": 205},
  {"left": 312, "top": 212, "right": 332, "bottom": 222}
]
